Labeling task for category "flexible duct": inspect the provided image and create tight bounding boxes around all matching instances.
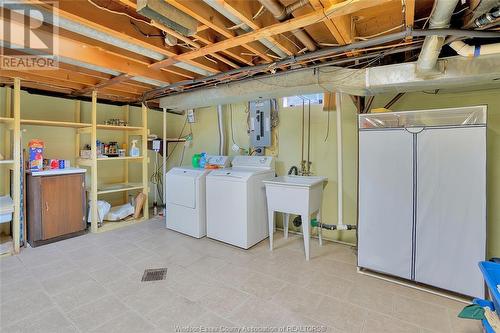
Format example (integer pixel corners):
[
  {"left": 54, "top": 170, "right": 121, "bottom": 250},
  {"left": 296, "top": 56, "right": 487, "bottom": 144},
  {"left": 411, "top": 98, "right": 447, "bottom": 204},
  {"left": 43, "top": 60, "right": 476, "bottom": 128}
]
[
  {"left": 258, "top": 0, "right": 317, "bottom": 51},
  {"left": 450, "top": 40, "right": 500, "bottom": 56},
  {"left": 217, "top": 105, "right": 225, "bottom": 155},
  {"left": 416, "top": 0, "right": 460, "bottom": 74}
]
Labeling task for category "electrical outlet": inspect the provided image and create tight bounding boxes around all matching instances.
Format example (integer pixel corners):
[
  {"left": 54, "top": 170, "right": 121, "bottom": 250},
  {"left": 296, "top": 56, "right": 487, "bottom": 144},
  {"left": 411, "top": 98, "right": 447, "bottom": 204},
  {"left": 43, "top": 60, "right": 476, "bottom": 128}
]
[{"left": 187, "top": 109, "right": 195, "bottom": 123}]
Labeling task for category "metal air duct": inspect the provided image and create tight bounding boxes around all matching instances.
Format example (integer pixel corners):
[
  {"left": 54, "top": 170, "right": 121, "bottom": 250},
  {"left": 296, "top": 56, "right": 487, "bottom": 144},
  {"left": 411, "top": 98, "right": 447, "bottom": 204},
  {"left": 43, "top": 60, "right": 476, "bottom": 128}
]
[
  {"left": 416, "top": 0, "right": 460, "bottom": 75},
  {"left": 258, "top": 0, "right": 317, "bottom": 51}
]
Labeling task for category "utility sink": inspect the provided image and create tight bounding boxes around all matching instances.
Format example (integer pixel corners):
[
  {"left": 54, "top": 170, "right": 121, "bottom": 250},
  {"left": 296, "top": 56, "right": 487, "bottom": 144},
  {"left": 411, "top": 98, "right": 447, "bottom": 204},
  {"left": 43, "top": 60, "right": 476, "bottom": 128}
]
[
  {"left": 263, "top": 175, "right": 327, "bottom": 188},
  {"left": 263, "top": 175, "right": 328, "bottom": 260}
]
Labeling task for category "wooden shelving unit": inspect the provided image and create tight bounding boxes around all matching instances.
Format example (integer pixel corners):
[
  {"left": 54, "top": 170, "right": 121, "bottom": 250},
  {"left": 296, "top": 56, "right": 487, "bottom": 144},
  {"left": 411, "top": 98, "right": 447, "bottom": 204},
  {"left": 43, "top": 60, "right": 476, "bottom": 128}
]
[
  {"left": 1, "top": 79, "right": 151, "bottom": 253},
  {"left": 80, "top": 91, "right": 149, "bottom": 233},
  {"left": 96, "top": 124, "right": 143, "bottom": 131},
  {"left": 0, "top": 117, "right": 14, "bottom": 124},
  {"left": 1, "top": 80, "right": 21, "bottom": 255},
  {"left": 97, "top": 182, "right": 144, "bottom": 195},
  {"left": 20, "top": 119, "right": 92, "bottom": 128},
  {"left": 97, "top": 156, "right": 144, "bottom": 162}
]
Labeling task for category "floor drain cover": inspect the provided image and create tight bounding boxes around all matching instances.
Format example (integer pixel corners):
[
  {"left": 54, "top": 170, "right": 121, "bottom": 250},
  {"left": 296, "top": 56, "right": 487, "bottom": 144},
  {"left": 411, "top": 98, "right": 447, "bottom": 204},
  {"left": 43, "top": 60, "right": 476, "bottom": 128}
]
[{"left": 141, "top": 268, "right": 167, "bottom": 282}]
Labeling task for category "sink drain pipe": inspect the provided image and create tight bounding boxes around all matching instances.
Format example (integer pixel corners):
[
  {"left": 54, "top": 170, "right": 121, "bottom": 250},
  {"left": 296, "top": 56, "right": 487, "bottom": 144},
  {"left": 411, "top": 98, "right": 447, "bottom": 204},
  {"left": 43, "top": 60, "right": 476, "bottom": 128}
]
[
  {"left": 290, "top": 93, "right": 357, "bottom": 232},
  {"left": 311, "top": 218, "right": 356, "bottom": 230}
]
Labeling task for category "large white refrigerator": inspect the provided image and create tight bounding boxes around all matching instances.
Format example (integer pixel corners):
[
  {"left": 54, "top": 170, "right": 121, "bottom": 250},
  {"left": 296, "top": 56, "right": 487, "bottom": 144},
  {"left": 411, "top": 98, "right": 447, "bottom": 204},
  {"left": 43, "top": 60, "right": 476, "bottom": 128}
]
[{"left": 357, "top": 106, "right": 487, "bottom": 298}]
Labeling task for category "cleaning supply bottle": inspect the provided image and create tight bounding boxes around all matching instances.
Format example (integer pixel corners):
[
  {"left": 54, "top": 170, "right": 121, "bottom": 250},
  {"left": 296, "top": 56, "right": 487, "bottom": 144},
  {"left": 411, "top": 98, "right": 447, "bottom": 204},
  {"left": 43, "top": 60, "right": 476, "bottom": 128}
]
[
  {"left": 130, "top": 140, "right": 140, "bottom": 157},
  {"left": 199, "top": 152, "right": 207, "bottom": 168}
]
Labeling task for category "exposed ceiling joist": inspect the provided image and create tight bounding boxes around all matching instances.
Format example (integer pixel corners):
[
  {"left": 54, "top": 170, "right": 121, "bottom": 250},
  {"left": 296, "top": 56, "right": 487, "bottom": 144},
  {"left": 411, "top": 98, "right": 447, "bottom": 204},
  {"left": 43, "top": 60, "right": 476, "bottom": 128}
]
[
  {"left": 112, "top": 0, "right": 242, "bottom": 73},
  {"left": 1, "top": 15, "right": 177, "bottom": 85},
  {"left": 163, "top": 0, "right": 274, "bottom": 62},
  {"left": 0, "top": 70, "right": 140, "bottom": 99},
  {"left": 72, "top": 74, "right": 133, "bottom": 96},
  {"left": 309, "top": 0, "right": 352, "bottom": 44},
  {"left": 208, "top": 0, "right": 295, "bottom": 56},
  {"left": 149, "top": 0, "right": 393, "bottom": 69}
]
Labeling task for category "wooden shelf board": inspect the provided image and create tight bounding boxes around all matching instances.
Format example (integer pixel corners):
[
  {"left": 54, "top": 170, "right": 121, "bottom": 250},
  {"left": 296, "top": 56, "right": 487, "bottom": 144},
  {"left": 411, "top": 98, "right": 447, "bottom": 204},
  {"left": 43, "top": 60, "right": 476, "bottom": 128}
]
[
  {"left": 76, "top": 158, "right": 92, "bottom": 167},
  {"left": 97, "top": 183, "right": 144, "bottom": 195},
  {"left": 21, "top": 119, "right": 92, "bottom": 128},
  {"left": 96, "top": 217, "right": 145, "bottom": 233},
  {"left": 0, "top": 117, "right": 14, "bottom": 124},
  {"left": 97, "top": 125, "right": 143, "bottom": 131},
  {"left": 0, "top": 160, "right": 14, "bottom": 165},
  {"left": 97, "top": 156, "right": 143, "bottom": 161}
]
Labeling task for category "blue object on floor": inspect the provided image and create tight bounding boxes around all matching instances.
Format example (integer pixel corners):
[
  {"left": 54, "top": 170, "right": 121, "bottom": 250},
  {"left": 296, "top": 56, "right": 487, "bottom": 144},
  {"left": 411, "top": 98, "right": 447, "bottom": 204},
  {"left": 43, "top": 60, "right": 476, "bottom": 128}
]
[
  {"left": 479, "top": 261, "right": 500, "bottom": 316},
  {"left": 472, "top": 299, "right": 495, "bottom": 333}
]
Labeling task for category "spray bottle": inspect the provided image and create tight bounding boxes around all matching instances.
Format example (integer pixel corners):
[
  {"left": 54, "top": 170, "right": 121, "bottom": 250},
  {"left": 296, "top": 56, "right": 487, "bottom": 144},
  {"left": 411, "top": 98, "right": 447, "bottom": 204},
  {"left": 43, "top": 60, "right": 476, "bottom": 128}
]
[{"left": 130, "top": 139, "right": 140, "bottom": 157}]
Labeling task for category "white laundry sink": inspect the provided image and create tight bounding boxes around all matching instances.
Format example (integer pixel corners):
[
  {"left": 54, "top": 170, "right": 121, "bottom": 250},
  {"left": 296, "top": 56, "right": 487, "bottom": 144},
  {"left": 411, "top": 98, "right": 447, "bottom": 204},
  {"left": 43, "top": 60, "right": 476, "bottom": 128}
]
[
  {"left": 263, "top": 175, "right": 327, "bottom": 260},
  {"left": 264, "top": 175, "right": 327, "bottom": 188}
]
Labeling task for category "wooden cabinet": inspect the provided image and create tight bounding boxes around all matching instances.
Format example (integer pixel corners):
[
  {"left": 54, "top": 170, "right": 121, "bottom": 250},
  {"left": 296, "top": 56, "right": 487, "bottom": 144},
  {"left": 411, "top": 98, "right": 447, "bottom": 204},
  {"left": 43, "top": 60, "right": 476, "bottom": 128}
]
[{"left": 27, "top": 172, "right": 86, "bottom": 247}]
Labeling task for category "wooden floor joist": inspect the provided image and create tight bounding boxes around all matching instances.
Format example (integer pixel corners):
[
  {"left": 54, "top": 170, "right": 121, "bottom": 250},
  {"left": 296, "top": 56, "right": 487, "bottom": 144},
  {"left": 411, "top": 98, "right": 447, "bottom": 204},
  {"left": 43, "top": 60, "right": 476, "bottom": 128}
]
[
  {"left": 0, "top": 0, "right": 438, "bottom": 103},
  {"left": 149, "top": 0, "right": 393, "bottom": 69}
]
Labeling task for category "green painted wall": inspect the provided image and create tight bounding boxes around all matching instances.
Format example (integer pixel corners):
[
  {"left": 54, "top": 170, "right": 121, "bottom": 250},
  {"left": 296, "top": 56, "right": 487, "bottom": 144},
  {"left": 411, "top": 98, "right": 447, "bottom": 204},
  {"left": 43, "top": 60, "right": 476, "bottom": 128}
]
[
  {"left": 0, "top": 87, "right": 167, "bottom": 207},
  {"left": 1, "top": 86, "right": 498, "bottom": 258},
  {"left": 164, "top": 89, "right": 500, "bottom": 258}
]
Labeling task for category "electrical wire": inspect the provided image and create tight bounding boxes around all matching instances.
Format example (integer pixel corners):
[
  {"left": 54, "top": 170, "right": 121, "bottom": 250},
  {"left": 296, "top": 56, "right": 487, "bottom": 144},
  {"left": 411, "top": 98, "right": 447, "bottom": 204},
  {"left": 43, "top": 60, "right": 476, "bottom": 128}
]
[
  {"left": 149, "top": 116, "right": 190, "bottom": 204},
  {"left": 130, "top": 20, "right": 164, "bottom": 38},
  {"left": 324, "top": 104, "right": 330, "bottom": 142},
  {"left": 87, "top": 0, "right": 149, "bottom": 24},
  {"left": 253, "top": 5, "right": 265, "bottom": 20},
  {"left": 229, "top": 104, "right": 238, "bottom": 145}
]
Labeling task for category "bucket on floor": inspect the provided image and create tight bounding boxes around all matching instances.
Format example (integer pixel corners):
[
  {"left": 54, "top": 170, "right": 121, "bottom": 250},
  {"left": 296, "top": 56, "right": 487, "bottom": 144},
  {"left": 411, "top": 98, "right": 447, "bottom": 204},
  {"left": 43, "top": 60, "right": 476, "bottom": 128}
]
[{"left": 479, "top": 261, "right": 500, "bottom": 317}]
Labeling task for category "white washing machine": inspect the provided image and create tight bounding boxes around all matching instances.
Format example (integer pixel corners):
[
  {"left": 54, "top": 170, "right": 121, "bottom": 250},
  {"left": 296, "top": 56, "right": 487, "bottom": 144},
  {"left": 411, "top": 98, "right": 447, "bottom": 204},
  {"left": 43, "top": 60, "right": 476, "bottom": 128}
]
[
  {"left": 206, "top": 156, "right": 275, "bottom": 249},
  {"left": 165, "top": 155, "right": 230, "bottom": 238}
]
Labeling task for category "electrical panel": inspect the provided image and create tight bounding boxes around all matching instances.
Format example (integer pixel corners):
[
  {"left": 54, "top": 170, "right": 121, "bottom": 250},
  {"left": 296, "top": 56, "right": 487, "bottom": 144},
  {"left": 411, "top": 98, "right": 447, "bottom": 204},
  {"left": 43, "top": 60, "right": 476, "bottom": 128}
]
[{"left": 249, "top": 100, "right": 271, "bottom": 149}]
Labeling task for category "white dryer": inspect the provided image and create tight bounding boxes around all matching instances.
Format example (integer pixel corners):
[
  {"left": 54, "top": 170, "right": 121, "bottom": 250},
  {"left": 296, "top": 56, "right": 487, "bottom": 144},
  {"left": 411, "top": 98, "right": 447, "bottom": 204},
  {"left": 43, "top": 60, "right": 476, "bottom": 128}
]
[
  {"left": 165, "top": 155, "right": 230, "bottom": 238},
  {"left": 206, "top": 156, "right": 275, "bottom": 249}
]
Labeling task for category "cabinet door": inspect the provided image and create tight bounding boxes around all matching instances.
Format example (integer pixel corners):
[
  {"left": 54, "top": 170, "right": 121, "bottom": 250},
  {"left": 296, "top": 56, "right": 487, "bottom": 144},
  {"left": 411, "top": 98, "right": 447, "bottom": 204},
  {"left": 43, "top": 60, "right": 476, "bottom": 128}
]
[
  {"left": 358, "top": 129, "right": 414, "bottom": 279},
  {"left": 415, "top": 127, "right": 486, "bottom": 298},
  {"left": 41, "top": 174, "right": 85, "bottom": 239}
]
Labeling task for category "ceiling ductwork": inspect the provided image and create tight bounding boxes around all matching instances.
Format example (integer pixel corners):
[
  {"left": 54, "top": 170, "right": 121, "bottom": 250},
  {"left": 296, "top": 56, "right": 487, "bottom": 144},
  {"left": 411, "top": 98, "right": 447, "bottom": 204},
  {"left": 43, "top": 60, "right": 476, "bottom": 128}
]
[
  {"left": 159, "top": 55, "right": 500, "bottom": 111},
  {"left": 416, "top": 0, "right": 460, "bottom": 75},
  {"left": 136, "top": 0, "right": 198, "bottom": 36},
  {"left": 258, "top": 0, "right": 317, "bottom": 51},
  {"left": 202, "top": 0, "right": 289, "bottom": 58}
]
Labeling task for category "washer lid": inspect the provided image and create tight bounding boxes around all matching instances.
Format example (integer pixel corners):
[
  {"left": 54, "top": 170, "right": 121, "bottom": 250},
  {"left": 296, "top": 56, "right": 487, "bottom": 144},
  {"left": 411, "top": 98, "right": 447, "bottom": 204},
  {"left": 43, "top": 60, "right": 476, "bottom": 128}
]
[
  {"left": 165, "top": 167, "right": 209, "bottom": 208},
  {"left": 208, "top": 168, "right": 254, "bottom": 181},
  {"left": 167, "top": 166, "right": 210, "bottom": 178}
]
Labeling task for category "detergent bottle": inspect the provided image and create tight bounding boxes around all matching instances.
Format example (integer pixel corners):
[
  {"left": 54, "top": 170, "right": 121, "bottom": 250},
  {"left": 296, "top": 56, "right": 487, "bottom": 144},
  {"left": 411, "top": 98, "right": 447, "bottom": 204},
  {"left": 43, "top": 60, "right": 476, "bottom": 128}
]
[
  {"left": 130, "top": 140, "right": 140, "bottom": 157},
  {"left": 199, "top": 152, "right": 207, "bottom": 168}
]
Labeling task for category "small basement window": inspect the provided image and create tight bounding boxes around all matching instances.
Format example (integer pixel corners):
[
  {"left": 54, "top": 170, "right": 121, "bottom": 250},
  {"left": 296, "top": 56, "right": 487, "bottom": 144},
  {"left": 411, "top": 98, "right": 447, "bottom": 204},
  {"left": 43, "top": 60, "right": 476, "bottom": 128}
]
[{"left": 282, "top": 93, "right": 324, "bottom": 108}]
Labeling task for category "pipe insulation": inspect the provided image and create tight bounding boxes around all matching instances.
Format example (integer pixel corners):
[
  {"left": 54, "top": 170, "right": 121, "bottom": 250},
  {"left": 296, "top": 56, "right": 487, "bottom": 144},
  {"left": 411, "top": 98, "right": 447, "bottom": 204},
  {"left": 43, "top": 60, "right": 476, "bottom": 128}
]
[
  {"left": 416, "top": 0, "right": 460, "bottom": 74},
  {"left": 159, "top": 54, "right": 500, "bottom": 111},
  {"left": 217, "top": 105, "right": 225, "bottom": 155},
  {"left": 450, "top": 40, "right": 500, "bottom": 56},
  {"left": 151, "top": 28, "right": 499, "bottom": 102}
]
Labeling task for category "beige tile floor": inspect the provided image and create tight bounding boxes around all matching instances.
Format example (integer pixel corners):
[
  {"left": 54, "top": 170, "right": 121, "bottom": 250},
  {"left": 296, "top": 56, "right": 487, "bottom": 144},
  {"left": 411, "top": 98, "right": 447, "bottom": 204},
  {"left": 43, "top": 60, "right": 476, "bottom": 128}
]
[{"left": 0, "top": 217, "right": 483, "bottom": 333}]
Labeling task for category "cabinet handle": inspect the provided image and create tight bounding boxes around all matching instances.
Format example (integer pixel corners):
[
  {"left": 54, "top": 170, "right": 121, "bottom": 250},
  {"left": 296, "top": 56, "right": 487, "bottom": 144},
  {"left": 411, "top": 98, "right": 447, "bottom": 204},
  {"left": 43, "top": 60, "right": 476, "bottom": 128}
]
[{"left": 45, "top": 202, "right": 49, "bottom": 211}]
